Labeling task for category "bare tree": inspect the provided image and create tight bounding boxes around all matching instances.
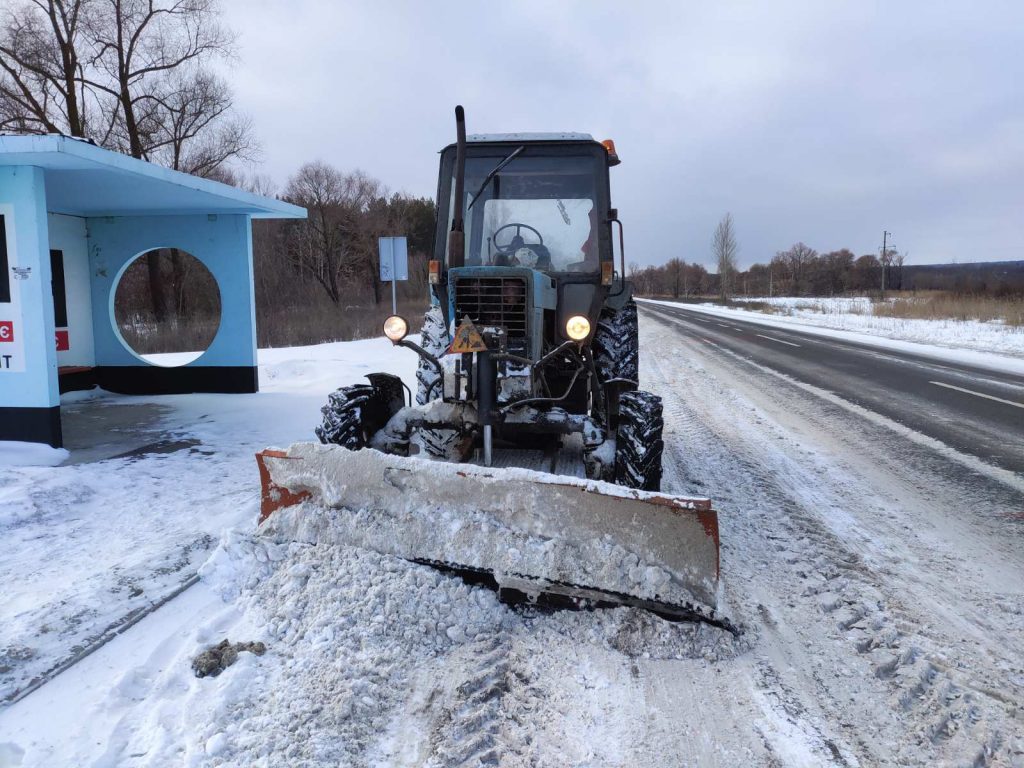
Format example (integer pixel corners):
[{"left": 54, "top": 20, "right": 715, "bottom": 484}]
[
  {"left": 282, "top": 162, "right": 383, "bottom": 306},
  {"left": 0, "top": 0, "right": 92, "bottom": 135},
  {"left": 879, "top": 247, "right": 907, "bottom": 294},
  {"left": 775, "top": 242, "right": 817, "bottom": 295},
  {"left": 81, "top": 0, "right": 253, "bottom": 319},
  {"left": 146, "top": 70, "right": 257, "bottom": 174},
  {"left": 283, "top": 162, "right": 352, "bottom": 306},
  {"left": 3, "top": 0, "right": 257, "bottom": 323},
  {"left": 664, "top": 257, "right": 685, "bottom": 298},
  {"left": 892, "top": 251, "right": 906, "bottom": 291},
  {"left": 712, "top": 213, "right": 739, "bottom": 302},
  {"left": 83, "top": 0, "right": 230, "bottom": 156}
]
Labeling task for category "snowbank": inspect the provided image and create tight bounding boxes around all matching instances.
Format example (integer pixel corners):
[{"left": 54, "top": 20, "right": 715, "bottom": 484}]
[{"left": 0, "top": 442, "right": 68, "bottom": 467}]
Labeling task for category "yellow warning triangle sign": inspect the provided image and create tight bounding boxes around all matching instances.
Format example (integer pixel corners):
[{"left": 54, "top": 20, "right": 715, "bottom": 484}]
[{"left": 448, "top": 316, "right": 488, "bottom": 354}]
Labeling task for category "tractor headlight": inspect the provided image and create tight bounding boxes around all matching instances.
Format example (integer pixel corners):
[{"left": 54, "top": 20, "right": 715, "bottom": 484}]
[
  {"left": 565, "top": 315, "right": 591, "bottom": 341},
  {"left": 383, "top": 315, "right": 409, "bottom": 342}
]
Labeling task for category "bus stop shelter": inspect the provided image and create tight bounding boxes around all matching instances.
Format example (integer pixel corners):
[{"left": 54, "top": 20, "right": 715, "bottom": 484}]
[{"left": 0, "top": 134, "right": 305, "bottom": 448}]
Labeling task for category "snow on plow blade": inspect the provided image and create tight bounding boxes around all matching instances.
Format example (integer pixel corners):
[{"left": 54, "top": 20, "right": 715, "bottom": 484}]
[{"left": 256, "top": 444, "right": 725, "bottom": 625}]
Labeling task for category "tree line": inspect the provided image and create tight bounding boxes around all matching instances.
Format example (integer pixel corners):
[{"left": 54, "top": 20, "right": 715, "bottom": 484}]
[
  {"left": 632, "top": 210, "right": 910, "bottom": 299},
  {"left": 634, "top": 242, "right": 1022, "bottom": 302}
]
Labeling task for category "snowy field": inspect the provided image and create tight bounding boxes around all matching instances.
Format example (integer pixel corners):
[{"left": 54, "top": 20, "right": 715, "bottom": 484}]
[
  {"left": 1, "top": 317, "right": 1023, "bottom": 766},
  {"left": 642, "top": 296, "right": 1024, "bottom": 361}
]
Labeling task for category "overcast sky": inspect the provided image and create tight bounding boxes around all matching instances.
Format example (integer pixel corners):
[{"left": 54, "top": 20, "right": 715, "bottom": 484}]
[{"left": 221, "top": 1, "right": 1024, "bottom": 268}]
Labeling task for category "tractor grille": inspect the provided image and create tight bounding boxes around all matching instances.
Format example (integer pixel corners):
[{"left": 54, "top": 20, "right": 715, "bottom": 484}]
[{"left": 454, "top": 277, "right": 528, "bottom": 338}]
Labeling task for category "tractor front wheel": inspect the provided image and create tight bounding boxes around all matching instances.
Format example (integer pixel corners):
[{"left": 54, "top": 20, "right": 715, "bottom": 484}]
[{"left": 614, "top": 390, "right": 664, "bottom": 492}]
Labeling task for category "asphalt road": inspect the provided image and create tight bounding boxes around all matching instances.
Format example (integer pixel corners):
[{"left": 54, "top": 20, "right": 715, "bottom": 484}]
[{"left": 640, "top": 301, "right": 1024, "bottom": 479}]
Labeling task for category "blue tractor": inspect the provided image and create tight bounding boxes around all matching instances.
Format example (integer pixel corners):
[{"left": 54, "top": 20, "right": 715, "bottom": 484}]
[
  {"left": 316, "top": 106, "right": 664, "bottom": 491},
  {"left": 261, "top": 108, "right": 723, "bottom": 623}
]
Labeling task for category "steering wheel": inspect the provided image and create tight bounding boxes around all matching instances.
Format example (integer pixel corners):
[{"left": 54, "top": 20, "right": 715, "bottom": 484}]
[
  {"left": 493, "top": 222, "right": 544, "bottom": 250},
  {"left": 492, "top": 223, "right": 545, "bottom": 268}
]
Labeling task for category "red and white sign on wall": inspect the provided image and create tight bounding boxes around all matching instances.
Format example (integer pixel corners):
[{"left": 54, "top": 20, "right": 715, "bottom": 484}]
[
  {"left": 55, "top": 329, "right": 69, "bottom": 351},
  {"left": 0, "top": 208, "right": 26, "bottom": 372}
]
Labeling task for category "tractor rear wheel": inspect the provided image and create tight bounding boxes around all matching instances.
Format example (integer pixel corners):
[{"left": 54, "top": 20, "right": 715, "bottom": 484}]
[
  {"left": 416, "top": 305, "right": 450, "bottom": 404},
  {"left": 593, "top": 299, "right": 639, "bottom": 385},
  {"left": 614, "top": 390, "right": 664, "bottom": 492}
]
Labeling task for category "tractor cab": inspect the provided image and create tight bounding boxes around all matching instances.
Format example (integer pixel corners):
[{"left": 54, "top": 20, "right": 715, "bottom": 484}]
[
  {"left": 435, "top": 133, "right": 616, "bottom": 274},
  {"left": 431, "top": 133, "right": 624, "bottom": 358}
]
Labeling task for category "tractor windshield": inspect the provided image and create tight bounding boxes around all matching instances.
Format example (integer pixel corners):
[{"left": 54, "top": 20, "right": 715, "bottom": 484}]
[{"left": 442, "top": 150, "right": 605, "bottom": 274}]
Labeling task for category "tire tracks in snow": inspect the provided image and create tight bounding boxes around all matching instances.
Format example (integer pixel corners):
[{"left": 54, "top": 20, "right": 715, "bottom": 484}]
[
  {"left": 640, "top": 312, "right": 1024, "bottom": 767},
  {"left": 391, "top": 628, "right": 644, "bottom": 768},
  {"left": 425, "top": 632, "right": 518, "bottom": 767}
]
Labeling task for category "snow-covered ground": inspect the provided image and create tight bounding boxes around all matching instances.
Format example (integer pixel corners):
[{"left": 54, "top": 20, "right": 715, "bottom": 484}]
[
  {"left": 641, "top": 296, "right": 1024, "bottom": 362},
  {"left": 2, "top": 319, "right": 1023, "bottom": 767},
  {"left": 0, "top": 338, "right": 414, "bottom": 709}
]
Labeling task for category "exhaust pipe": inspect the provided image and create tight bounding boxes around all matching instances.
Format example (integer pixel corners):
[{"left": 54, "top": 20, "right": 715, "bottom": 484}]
[{"left": 448, "top": 105, "right": 467, "bottom": 269}]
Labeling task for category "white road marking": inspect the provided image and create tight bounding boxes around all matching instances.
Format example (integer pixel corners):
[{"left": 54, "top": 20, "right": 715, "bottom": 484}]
[
  {"left": 929, "top": 381, "right": 1024, "bottom": 410},
  {"left": 716, "top": 323, "right": 731, "bottom": 328},
  {"left": 757, "top": 334, "right": 801, "bottom": 347},
  {"left": 692, "top": 338, "right": 1024, "bottom": 495}
]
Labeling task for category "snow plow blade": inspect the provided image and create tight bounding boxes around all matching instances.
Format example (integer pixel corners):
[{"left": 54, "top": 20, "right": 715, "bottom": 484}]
[{"left": 256, "top": 444, "right": 727, "bottom": 628}]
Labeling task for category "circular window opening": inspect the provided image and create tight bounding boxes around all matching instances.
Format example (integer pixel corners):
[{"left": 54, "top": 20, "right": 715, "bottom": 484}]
[{"left": 113, "top": 249, "right": 222, "bottom": 367}]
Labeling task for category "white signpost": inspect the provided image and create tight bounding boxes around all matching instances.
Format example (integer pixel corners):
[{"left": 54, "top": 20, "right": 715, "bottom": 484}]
[{"left": 378, "top": 236, "right": 409, "bottom": 316}]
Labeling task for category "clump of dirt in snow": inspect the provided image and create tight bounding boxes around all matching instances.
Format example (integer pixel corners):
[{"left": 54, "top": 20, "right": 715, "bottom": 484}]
[
  {"left": 192, "top": 638, "right": 267, "bottom": 678},
  {"left": 0, "top": 645, "right": 35, "bottom": 675}
]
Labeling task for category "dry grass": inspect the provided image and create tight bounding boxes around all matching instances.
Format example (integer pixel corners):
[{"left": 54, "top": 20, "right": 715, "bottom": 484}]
[
  {"left": 872, "top": 293, "right": 1024, "bottom": 326},
  {"left": 728, "top": 300, "right": 789, "bottom": 315},
  {"left": 117, "top": 315, "right": 220, "bottom": 355},
  {"left": 727, "top": 293, "right": 1023, "bottom": 327},
  {"left": 256, "top": 300, "right": 428, "bottom": 349},
  {"left": 118, "top": 301, "right": 429, "bottom": 355}
]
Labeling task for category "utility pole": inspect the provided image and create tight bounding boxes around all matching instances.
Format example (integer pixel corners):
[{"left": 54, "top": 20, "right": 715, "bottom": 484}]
[{"left": 880, "top": 230, "right": 892, "bottom": 298}]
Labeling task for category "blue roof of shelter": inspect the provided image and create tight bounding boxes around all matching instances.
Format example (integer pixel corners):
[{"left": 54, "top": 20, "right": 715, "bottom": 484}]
[{"left": 0, "top": 134, "right": 306, "bottom": 219}]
